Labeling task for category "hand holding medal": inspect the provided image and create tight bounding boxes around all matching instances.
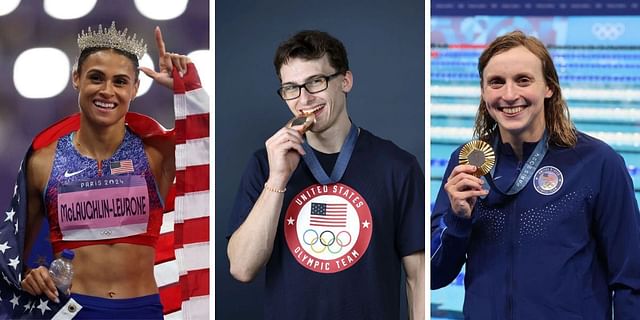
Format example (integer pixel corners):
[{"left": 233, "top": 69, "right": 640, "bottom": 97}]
[
  {"left": 443, "top": 140, "right": 494, "bottom": 218},
  {"left": 458, "top": 140, "right": 495, "bottom": 177}
]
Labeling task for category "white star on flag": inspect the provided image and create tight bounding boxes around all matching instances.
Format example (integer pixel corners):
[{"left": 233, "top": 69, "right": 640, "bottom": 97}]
[
  {"left": 362, "top": 220, "right": 370, "bottom": 229},
  {"left": 287, "top": 217, "right": 295, "bottom": 225},
  {"left": 0, "top": 241, "right": 10, "bottom": 254},
  {"left": 37, "top": 299, "right": 51, "bottom": 315},
  {"left": 4, "top": 209, "right": 15, "bottom": 222},
  {"left": 8, "top": 256, "right": 20, "bottom": 270},
  {"left": 10, "top": 293, "right": 19, "bottom": 309}
]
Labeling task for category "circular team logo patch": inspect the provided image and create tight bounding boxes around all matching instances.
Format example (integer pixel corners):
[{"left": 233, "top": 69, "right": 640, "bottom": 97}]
[
  {"left": 533, "top": 166, "right": 563, "bottom": 195},
  {"left": 285, "top": 183, "right": 373, "bottom": 274}
]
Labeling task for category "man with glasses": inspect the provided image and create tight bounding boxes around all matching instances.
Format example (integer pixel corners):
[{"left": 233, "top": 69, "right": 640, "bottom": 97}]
[{"left": 227, "top": 30, "right": 425, "bottom": 319}]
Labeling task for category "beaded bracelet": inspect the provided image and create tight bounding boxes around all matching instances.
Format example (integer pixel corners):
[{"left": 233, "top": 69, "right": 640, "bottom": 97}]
[{"left": 264, "top": 183, "right": 286, "bottom": 193}]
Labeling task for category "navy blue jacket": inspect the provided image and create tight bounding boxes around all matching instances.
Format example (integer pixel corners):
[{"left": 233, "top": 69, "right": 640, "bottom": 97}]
[{"left": 431, "top": 132, "right": 640, "bottom": 319}]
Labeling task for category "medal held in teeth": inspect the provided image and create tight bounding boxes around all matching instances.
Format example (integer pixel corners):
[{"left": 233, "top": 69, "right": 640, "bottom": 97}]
[
  {"left": 459, "top": 140, "right": 495, "bottom": 177},
  {"left": 287, "top": 113, "right": 316, "bottom": 134}
]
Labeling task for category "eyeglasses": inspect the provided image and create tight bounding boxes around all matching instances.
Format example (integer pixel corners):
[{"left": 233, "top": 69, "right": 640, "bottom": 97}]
[{"left": 277, "top": 72, "right": 342, "bottom": 100}]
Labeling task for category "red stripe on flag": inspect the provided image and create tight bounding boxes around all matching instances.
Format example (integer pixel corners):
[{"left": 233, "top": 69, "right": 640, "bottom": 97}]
[
  {"left": 172, "top": 64, "right": 202, "bottom": 93},
  {"left": 175, "top": 165, "right": 210, "bottom": 196},
  {"left": 155, "top": 232, "right": 176, "bottom": 264},
  {"left": 174, "top": 217, "right": 209, "bottom": 245},
  {"left": 164, "top": 185, "right": 176, "bottom": 212},
  {"left": 175, "top": 113, "right": 210, "bottom": 144},
  {"left": 160, "top": 282, "right": 182, "bottom": 314},
  {"left": 179, "top": 268, "right": 210, "bottom": 299}
]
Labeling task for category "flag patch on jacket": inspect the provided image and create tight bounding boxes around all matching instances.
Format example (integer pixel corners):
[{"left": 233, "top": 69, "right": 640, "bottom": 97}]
[{"left": 110, "top": 160, "right": 134, "bottom": 175}]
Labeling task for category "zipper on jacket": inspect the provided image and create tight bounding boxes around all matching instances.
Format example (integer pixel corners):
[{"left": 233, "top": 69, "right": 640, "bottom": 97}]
[
  {"left": 506, "top": 198, "right": 516, "bottom": 319},
  {"left": 507, "top": 160, "right": 522, "bottom": 319}
]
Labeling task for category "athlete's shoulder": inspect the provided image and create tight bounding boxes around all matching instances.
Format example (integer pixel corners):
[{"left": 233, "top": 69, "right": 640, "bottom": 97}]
[
  {"left": 574, "top": 131, "right": 619, "bottom": 158},
  {"left": 27, "top": 140, "right": 57, "bottom": 192},
  {"left": 357, "top": 128, "right": 420, "bottom": 165},
  {"left": 29, "top": 138, "right": 57, "bottom": 167}
]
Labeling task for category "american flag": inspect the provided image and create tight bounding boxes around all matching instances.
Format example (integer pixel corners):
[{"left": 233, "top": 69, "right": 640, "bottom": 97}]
[
  {"left": 159, "top": 63, "right": 210, "bottom": 319},
  {"left": 0, "top": 64, "right": 209, "bottom": 319},
  {"left": 110, "top": 159, "right": 134, "bottom": 175},
  {"left": 310, "top": 202, "right": 347, "bottom": 227}
]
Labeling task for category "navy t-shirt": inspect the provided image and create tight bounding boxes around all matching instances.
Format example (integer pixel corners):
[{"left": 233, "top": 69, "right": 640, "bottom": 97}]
[{"left": 228, "top": 128, "right": 425, "bottom": 319}]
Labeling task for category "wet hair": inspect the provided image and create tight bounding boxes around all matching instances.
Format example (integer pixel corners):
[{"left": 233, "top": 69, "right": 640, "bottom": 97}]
[
  {"left": 75, "top": 47, "right": 140, "bottom": 80},
  {"left": 273, "top": 30, "right": 349, "bottom": 80},
  {"left": 474, "top": 30, "right": 577, "bottom": 147}
]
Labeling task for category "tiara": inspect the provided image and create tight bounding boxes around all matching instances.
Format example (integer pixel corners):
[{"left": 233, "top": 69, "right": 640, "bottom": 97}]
[{"left": 77, "top": 21, "right": 147, "bottom": 60}]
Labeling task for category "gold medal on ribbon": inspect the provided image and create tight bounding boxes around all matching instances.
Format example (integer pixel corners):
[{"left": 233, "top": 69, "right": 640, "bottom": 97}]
[
  {"left": 287, "top": 113, "right": 316, "bottom": 134},
  {"left": 459, "top": 140, "right": 495, "bottom": 177}
]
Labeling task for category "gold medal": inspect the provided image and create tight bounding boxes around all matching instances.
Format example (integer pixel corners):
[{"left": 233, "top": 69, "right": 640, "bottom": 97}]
[
  {"left": 287, "top": 113, "right": 316, "bottom": 134},
  {"left": 459, "top": 140, "right": 495, "bottom": 177}
]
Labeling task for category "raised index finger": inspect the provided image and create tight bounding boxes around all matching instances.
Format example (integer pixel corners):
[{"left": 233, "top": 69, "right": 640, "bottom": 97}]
[{"left": 154, "top": 26, "right": 167, "bottom": 59}]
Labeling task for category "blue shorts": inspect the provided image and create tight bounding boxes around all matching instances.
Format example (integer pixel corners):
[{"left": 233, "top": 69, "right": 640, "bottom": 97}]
[{"left": 70, "top": 293, "right": 163, "bottom": 319}]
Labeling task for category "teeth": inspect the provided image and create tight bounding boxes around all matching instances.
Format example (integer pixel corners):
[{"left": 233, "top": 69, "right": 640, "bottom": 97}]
[
  {"left": 95, "top": 101, "right": 115, "bottom": 109},
  {"left": 502, "top": 106, "right": 523, "bottom": 114},
  {"left": 302, "top": 105, "right": 323, "bottom": 115}
]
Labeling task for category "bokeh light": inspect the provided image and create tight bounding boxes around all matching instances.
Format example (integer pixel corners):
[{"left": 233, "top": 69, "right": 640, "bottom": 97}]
[
  {"left": 134, "top": 0, "right": 188, "bottom": 20},
  {"left": 44, "top": 0, "right": 97, "bottom": 19},
  {"left": 13, "top": 48, "right": 70, "bottom": 99},
  {"left": 137, "top": 53, "right": 155, "bottom": 97},
  {"left": 0, "top": 0, "right": 20, "bottom": 16}
]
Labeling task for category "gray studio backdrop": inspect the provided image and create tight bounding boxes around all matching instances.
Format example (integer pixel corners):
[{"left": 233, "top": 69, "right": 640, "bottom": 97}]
[{"left": 215, "top": 0, "right": 425, "bottom": 318}]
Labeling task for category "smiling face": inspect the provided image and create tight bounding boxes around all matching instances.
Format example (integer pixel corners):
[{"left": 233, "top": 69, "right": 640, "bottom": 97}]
[
  {"left": 481, "top": 46, "right": 553, "bottom": 144},
  {"left": 279, "top": 55, "right": 352, "bottom": 134},
  {"left": 72, "top": 49, "right": 139, "bottom": 128}
]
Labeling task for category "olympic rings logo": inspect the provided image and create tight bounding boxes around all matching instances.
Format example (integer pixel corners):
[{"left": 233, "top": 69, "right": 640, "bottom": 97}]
[
  {"left": 303, "top": 229, "right": 352, "bottom": 254},
  {"left": 592, "top": 23, "right": 625, "bottom": 40}
]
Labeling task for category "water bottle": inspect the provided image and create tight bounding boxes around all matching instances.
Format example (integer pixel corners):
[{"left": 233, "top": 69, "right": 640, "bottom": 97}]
[{"left": 49, "top": 249, "right": 74, "bottom": 295}]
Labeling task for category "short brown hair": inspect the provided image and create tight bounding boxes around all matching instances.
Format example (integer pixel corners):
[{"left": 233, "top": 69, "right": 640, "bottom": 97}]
[{"left": 273, "top": 30, "right": 349, "bottom": 80}]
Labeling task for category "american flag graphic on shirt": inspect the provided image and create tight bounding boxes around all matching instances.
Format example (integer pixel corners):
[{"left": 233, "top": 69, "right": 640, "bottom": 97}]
[
  {"left": 310, "top": 202, "right": 347, "bottom": 227},
  {"left": 0, "top": 64, "right": 209, "bottom": 319},
  {"left": 110, "top": 159, "right": 134, "bottom": 175}
]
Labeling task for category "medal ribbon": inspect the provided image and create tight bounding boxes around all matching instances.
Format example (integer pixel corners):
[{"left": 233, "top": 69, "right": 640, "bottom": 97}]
[
  {"left": 301, "top": 123, "right": 358, "bottom": 185},
  {"left": 486, "top": 130, "right": 549, "bottom": 195}
]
